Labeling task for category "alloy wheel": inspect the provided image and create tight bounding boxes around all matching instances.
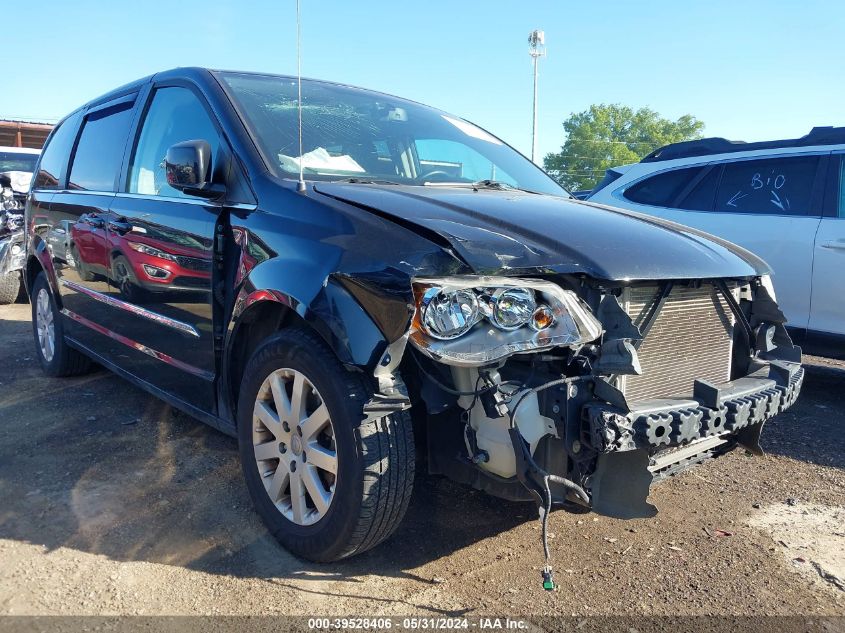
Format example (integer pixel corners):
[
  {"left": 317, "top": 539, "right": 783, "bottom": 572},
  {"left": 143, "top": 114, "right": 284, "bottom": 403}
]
[
  {"left": 252, "top": 368, "right": 338, "bottom": 526},
  {"left": 35, "top": 288, "right": 55, "bottom": 362}
]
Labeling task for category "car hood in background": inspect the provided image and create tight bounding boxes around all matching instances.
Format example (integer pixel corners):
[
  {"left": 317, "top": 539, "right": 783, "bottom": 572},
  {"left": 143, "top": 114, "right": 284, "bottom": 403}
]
[
  {"left": 313, "top": 183, "right": 769, "bottom": 281},
  {"left": 0, "top": 171, "right": 34, "bottom": 194}
]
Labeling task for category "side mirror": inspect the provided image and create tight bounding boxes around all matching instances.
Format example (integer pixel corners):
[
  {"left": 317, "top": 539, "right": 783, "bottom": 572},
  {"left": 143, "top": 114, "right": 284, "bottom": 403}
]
[
  {"left": 0, "top": 174, "right": 11, "bottom": 189},
  {"left": 165, "top": 140, "right": 225, "bottom": 200}
]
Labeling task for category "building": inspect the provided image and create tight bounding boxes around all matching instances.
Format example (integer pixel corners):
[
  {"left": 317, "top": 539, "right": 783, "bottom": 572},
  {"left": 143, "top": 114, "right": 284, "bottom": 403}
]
[{"left": 0, "top": 119, "right": 54, "bottom": 149}]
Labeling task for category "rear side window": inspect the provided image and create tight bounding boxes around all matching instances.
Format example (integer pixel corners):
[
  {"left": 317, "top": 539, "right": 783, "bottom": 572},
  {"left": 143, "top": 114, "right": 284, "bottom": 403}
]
[
  {"left": 34, "top": 111, "right": 82, "bottom": 189},
  {"left": 623, "top": 166, "right": 706, "bottom": 207},
  {"left": 677, "top": 166, "right": 720, "bottom": 210},
  {"left": 714, "top": 156, "right": 819, "bottom": 216},
  {"left": 838, "top": 158, "right": 845, "bottom": 218},
  {"left": 68, "top": 100, "right": 135, "bottom": 192}
]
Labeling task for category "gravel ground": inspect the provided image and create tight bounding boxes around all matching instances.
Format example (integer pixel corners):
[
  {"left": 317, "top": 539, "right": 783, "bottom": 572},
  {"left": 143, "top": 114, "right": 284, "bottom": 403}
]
[{"left": 0, "top": 301, "right": 843, "bottom": 617}]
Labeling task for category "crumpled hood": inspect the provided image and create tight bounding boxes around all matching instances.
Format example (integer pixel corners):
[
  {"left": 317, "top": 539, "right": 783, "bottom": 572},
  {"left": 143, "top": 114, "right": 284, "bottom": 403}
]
[{"left": 314, "top": 183, "right": 769, "bottom": 281}]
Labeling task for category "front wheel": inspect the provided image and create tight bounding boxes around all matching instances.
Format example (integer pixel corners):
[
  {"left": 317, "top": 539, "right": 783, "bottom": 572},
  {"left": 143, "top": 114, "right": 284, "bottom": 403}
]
[
  {"left": 237, "top": 327, "right": 415, "bottom": 562},
  {"left": 70, "top": 245, "right": 94, "bottom": 282},
  {"left": 112, "top": 255, "right": 147, "bottom": 304}
]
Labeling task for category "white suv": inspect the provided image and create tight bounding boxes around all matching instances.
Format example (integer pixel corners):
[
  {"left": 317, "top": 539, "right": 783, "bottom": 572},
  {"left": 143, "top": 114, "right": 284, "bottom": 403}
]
[{"left": 587, "top": 127, "right": 845, "bottom": 349}]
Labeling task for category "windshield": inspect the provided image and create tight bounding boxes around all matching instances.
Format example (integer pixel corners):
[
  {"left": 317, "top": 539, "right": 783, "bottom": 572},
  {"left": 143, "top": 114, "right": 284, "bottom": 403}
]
[
  {"left": 0, "top": 151, "right": 38, "bottom": 173},
  {"left": 218, "top": 72, "right": 568, "bottom": 196}
]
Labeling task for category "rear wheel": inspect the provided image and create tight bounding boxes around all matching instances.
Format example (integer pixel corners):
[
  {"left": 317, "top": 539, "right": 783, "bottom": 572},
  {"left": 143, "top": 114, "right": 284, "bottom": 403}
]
[
  {"left": 237, "top": 327, "right": 415, "bottom": 562},
  {"left": 31, "top": 272, "right": 91, "bottom": 377},
  {"left": 0, "top": 271, "right": 20, "bottom": 305}
]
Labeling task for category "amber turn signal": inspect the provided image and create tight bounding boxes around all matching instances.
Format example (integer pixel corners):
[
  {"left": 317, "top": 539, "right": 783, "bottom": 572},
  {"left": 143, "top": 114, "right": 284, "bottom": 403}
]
[{"left": 530, "top": 305, "right": 555, "bottom": 331}]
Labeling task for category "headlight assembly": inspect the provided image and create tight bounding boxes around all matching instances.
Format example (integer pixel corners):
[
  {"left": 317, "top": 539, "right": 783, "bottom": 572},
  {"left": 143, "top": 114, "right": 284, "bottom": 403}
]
[
  {"left": 421, "top": 287, "right": 480, "bottom": 339},
  {"left": 128, "top": 241, "right": 177, "bottom": 262},
  {"left": 489, "top": 287, "right": 536, "bottom": 330},
  {"left": 410, "top": 276, "right": 603, "bottom": 366}
]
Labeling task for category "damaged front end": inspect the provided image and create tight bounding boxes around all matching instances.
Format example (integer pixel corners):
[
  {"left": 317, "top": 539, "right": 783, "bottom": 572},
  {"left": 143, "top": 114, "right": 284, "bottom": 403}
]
[
  {"left": 395, "top": 273, "right": 802, "bottom": 521},
  {"left": 0, "top": 173, "right": 26, "bottom": 277}
]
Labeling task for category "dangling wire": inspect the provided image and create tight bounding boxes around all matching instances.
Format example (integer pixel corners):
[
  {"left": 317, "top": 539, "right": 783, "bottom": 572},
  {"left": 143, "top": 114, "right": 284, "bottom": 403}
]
[
  {"left": 504, "top": 374, "right": 592, "bottom": 590},
  {"left": 295, "top": 0, "right": 306, "bottom": 193},
  {"left": 540, "top": 473, "right": 555, "bottom": 590}
]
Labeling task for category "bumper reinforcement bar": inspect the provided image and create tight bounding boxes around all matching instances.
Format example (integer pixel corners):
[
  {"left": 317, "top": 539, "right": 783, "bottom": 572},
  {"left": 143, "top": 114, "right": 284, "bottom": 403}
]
[{"left": 585, "top": 366, "right": 804, "bottom": 454}]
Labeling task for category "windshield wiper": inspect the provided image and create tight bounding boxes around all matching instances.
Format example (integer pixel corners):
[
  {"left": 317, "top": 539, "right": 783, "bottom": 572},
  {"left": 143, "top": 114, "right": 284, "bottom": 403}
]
[
  {"left": 471, "top": 179, "right": 542, "bottom": 194},
  {"left": 421, "top": 179, "right": 540, "bottom": 194},
  {"left": 334, "top": 177, "right": 401, "bottom": 185},
  {"left": 472, "top": 179, "right": 517, "bottom": 191}
]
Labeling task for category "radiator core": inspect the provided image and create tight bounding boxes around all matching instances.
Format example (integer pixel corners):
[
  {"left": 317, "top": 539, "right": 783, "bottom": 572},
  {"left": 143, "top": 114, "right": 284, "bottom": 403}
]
[{"left": 619, "top": 284, "right": 735, "bottom": 403}]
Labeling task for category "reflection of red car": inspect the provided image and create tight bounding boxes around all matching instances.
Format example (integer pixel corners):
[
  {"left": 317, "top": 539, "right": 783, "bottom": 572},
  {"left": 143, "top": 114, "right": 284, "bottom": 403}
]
[
  {"left": 69, "top": 213, "right": 109, "bottom": 280},
  {"left": 70, "top": 214, "right": 212, "bottom": 300}
]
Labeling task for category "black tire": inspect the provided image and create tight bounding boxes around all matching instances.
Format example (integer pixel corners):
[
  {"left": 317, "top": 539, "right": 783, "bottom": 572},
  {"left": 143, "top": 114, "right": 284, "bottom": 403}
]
[
  {"left": 30, "top": 272, "right": 92, "bottom": 377},
  {"left": 112, "top": 255, "right": 147, "bottom": 303},
  {"left": 237, "top": 327, "right": 415, "bottom": 562},
  {"left": 70, "top": 245, "right": 94, "bottom": 282},
  {"left": 0, "top": 271, "right": 20, "bottom": 305},
  {"left": 15, "top": 272, "right": 28, "bottom": 304}
]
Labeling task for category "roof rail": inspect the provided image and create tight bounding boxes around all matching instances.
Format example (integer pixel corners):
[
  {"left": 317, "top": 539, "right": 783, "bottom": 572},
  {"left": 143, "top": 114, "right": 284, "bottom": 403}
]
[{"left": 641, "top": 126, "right": 845, "bottom": 163}]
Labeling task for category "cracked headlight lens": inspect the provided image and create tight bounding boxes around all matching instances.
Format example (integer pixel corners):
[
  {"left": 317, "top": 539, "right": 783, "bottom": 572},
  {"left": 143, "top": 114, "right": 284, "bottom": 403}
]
[{"left": 411, "top": 276, "right": 603, "bottom": 366}]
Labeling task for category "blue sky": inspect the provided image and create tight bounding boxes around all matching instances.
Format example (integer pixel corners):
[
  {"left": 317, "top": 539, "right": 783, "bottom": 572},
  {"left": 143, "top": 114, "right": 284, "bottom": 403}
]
[{"left": 2, "top": 0, "right": 843, "bottom": 160}]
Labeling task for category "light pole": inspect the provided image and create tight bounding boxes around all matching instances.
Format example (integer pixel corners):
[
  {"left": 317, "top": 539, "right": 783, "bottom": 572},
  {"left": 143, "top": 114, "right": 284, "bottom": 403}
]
[{"left": 528, "top": 29, "right": 546, "bottom": 164}]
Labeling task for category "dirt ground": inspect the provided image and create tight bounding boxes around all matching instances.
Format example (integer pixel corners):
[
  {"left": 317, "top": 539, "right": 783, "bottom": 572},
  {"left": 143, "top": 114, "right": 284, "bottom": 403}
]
[{"left": 0, "top": 301, "right": 843, "bottom": 618}]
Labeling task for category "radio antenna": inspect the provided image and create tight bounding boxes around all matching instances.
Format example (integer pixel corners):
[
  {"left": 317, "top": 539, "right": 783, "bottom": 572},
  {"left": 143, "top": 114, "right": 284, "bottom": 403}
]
[{"left": 296, "top": 0, "right": 306, "bottom": 193}]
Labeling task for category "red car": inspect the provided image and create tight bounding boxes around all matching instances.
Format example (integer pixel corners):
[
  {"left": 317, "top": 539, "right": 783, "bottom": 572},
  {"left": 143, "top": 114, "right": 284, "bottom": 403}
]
[{"left": 70, "top": 213, "right": 211, "bottom": 301}]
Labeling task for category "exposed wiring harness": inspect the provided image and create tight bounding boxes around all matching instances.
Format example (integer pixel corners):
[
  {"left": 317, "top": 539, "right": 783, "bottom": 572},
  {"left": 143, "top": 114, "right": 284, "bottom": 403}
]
[
  {"left": 506, "top": 375, "right": 591, "bottom": 591},
  {"left": 413, "top": 349, "right": 592, "bottom": 591}
]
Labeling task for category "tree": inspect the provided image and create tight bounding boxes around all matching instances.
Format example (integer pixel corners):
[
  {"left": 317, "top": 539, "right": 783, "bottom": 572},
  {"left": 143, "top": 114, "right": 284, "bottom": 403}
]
[{"left": 543, "top": 104, "right": 705, "bottom": 192}]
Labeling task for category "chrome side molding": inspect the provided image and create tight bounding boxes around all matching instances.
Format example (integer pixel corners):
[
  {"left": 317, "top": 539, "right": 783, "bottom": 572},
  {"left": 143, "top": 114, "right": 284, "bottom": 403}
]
[{"left": 59, "top": 278, "right": 200, "bottom": 338}]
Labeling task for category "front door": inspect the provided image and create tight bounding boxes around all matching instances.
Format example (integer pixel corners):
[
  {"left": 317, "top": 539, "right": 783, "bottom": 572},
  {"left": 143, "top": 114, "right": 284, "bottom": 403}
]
[{"left": 102, "top": 85, "right": 222, "bottom": 411}]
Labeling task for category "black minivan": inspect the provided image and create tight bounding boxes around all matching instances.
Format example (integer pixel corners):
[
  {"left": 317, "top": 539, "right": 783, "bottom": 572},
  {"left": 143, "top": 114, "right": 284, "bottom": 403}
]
[{"left": 25, "top": 68, "right": 803, "bottom": 567}]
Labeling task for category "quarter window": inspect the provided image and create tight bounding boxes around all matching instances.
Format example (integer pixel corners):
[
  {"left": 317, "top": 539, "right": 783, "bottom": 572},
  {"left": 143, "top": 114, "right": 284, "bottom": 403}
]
[
  {"left": 623, "top": 166, "right": 706, "bottom": 208},
  {"left": 128, "top": 87, "right": 221, "bottom": 198},
  {"left": 68, "top": 101, "right": 135, "bottom": 192},
  {"left": 34, "top": 111, "right": 82, "bottom": 190},
  {"left": 713, "top": 156, "right": 819, "bottom": 216}
]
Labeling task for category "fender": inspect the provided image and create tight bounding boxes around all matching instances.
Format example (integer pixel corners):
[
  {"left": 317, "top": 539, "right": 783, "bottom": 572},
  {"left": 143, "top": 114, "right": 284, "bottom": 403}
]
[
  {"left": 25, "top": 233, "right": 61, "bottom": 301},
  {"left": 229, "top": 276, "right": 390, "bottom": 369},
  {"left": 220, "top": 266, "right": 397, "bottom": 422}
]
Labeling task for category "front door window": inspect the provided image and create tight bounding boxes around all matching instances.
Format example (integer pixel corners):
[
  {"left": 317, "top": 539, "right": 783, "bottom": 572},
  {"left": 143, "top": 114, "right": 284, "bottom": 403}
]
[{"left": 128, "top": 87, "right": 220, "bottom": 198}]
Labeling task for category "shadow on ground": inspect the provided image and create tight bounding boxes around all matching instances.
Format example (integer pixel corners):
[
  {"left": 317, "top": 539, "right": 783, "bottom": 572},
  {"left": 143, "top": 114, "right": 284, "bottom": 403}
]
[
  {"left": 0, "top": 310, "right": 530, "bottom": 607},
  {"left": 0, "top": 308, "right": 841, "bottom": 610},
  {"left": 761, "top": 358, "right": 845, "bottom": 470}
]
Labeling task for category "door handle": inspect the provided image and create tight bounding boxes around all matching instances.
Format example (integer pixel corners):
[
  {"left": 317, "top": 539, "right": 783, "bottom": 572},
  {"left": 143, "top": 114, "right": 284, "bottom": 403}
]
[{"left": 820, "top": 241, "right": 845, "bottom": 251}]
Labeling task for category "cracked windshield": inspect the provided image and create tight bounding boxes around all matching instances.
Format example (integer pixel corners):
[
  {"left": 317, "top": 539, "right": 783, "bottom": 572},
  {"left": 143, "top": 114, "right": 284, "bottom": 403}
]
[{"left": 220, "top": 72, "right": 567, "bottom": 195}]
